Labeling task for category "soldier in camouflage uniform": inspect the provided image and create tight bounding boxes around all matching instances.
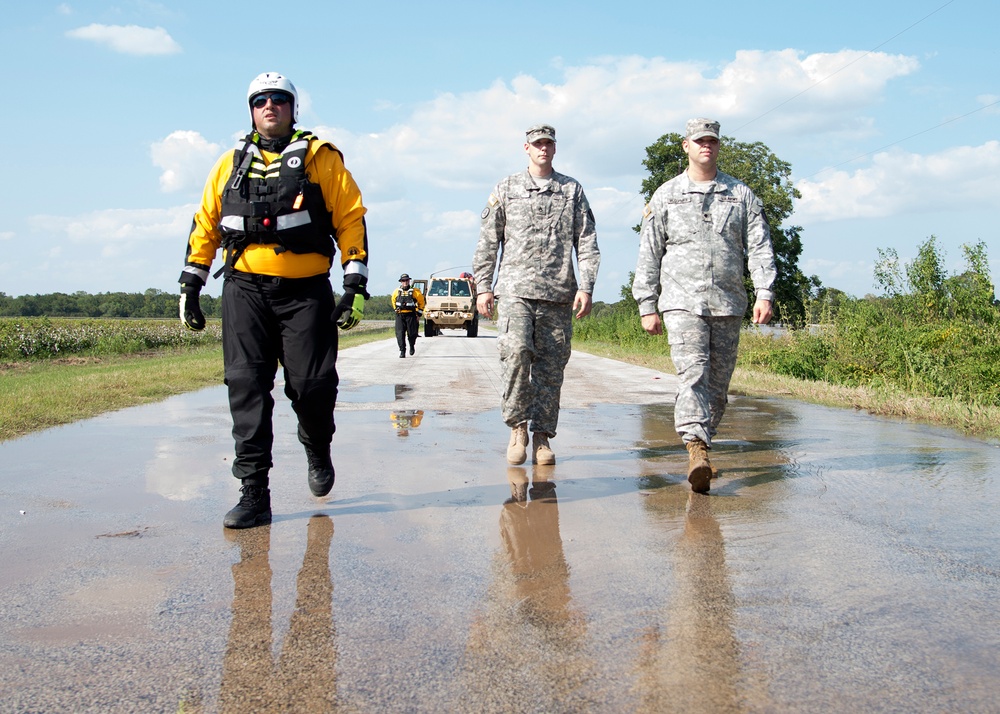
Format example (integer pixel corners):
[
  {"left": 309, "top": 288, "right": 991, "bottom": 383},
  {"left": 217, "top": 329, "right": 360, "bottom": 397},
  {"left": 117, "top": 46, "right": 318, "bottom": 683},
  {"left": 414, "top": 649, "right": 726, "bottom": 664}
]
[
  {"left": 474, "top": 124, "right": 601, "bottom": 466},
  {"left": 632, "top": 118, "right": 776, "bottom": 493}
]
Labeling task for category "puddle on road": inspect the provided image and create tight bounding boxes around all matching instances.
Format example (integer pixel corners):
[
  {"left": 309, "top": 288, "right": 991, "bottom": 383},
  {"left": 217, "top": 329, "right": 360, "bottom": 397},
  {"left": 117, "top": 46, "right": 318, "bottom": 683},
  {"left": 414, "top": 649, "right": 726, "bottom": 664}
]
[
  {"left": 337, "top": 382, "right": 411, "bottom": 403},
  {"left": 2, "top": 391, "right": 999, "bottom": 712}
]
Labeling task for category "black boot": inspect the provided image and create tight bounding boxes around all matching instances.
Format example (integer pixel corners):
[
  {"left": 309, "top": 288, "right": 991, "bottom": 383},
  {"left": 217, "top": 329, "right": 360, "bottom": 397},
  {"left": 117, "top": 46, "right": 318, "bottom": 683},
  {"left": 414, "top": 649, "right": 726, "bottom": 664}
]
[
  {"left": 399, "top": 349, "right": 406, "bottom": 358},
  {"left": 409, "top": 345, "right": 415, "bottom": 355},
  {"left": 224, "top": 483, "right": 271, "bottom": 529},
  {"left": 305, "top": 446, "right": 335, "bottom": 497}
]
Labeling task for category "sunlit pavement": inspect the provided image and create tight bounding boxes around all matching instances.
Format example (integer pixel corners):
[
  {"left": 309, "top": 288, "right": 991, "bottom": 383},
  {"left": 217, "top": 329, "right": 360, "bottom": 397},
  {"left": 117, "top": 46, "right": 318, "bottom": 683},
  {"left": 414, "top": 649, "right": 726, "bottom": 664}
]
[{"left": 3, "top": 332, "right": 999, "bottom": 712}]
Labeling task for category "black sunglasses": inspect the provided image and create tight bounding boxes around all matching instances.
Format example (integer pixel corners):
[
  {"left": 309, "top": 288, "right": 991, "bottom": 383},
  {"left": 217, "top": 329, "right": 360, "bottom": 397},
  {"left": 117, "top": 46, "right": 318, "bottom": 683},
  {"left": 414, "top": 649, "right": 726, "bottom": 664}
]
[{"left": 251, "top": 92, "right": 292, "bottom": 109}]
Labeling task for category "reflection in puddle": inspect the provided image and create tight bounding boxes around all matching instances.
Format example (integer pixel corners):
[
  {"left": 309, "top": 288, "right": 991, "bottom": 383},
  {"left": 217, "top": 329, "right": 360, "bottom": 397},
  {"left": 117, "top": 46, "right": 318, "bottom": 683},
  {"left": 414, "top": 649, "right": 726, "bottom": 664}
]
[
  {"left": 636, "top": 492, "right": 743, "bottom": 712},
  {"left": 390, "top": 409, "right": 424, "bottom": 437},
  {"left": 458, "top": 465, "right": 598, "bottom": 709},
  {"left": 146, "top": 437, "right": 217, "bottom": 501},
  {"left": 220, "top": 516, "right": 337, "bottom": 712}
]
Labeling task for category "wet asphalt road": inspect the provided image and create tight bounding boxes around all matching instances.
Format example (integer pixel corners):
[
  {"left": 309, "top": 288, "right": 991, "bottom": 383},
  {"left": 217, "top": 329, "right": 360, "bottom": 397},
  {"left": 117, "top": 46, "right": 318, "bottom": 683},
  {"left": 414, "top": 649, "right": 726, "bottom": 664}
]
[{"left": 2, "top": 330, "right": 999, "bottom": 713}]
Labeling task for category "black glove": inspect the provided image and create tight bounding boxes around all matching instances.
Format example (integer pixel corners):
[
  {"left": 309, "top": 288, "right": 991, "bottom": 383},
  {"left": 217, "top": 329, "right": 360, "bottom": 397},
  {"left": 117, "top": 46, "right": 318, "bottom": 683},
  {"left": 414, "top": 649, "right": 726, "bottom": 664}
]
[
  {"left": 333, "top": 289, "right": 365, "bottom": 330},
  {"left": 179, "top": 285, "right": 206, "bottom": 331}
]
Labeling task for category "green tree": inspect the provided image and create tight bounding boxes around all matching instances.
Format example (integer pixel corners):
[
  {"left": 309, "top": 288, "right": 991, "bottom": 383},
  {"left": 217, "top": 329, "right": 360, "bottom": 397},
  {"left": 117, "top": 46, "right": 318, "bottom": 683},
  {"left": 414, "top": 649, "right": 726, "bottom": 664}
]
[
  {"left": 947, "top": 241, "right": 996, "bottom": 322},
  {"left": 873, "top": 236, "right": 997, "bottom": 325},
  {"left": 906, "top": 235, "right": 947, "bottom": 319},
  {"left": 639, "top": 133, "right": 813, "bottom": 327},
  {"left": 805, "top": 283, "right": 847, "bottom": 324}
]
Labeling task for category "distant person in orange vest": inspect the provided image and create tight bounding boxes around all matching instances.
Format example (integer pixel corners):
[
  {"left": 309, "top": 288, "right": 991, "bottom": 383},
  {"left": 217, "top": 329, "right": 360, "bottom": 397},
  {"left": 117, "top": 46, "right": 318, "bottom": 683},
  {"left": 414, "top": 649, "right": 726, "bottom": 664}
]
[{"left": 391, "top": 273, "right": 425, "bottom": 358}]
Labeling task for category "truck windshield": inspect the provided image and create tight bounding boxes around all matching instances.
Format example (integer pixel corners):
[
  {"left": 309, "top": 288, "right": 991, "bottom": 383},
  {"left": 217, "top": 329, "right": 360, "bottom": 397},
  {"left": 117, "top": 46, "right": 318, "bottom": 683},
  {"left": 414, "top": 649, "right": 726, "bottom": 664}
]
[
  {"left": 450, "top": 281, "right": 471, "bottom": 297},
  {"left": 428, "top": 280, "right": 449, "bottom": 297}
]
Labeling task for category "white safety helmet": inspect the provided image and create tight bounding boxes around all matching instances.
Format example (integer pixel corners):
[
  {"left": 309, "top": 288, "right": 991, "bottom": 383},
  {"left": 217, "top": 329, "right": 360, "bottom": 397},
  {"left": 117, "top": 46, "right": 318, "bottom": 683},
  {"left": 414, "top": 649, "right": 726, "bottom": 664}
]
[{"left": 247, "top": 72, "right": 298, "bottom": 125}]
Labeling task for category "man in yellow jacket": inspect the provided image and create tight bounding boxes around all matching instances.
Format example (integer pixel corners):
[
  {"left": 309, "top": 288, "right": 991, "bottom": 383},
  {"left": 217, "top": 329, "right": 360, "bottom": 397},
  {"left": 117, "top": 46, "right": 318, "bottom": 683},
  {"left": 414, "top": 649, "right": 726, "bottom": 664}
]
[
  {"left": 391, "top": 273, "right": 425, "bottom": 358},
  {"left": 179, "top": 72, "right": 370, "bottom": 529}
]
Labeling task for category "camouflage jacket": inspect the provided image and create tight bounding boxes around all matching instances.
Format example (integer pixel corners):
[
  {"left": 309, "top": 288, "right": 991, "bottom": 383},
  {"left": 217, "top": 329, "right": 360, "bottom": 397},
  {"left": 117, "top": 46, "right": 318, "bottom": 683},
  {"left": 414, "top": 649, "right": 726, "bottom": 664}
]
[
  {"left": 632, "top": 170, "right": 776, "bottom": 317},
  {"left": 473, "top": 170, "right": 600, "bottom": 304}
]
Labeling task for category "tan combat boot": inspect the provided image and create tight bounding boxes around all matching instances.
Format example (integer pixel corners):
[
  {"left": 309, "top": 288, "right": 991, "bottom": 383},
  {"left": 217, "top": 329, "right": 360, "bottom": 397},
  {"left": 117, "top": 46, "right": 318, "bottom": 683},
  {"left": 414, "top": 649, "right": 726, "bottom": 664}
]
[
  {"left": 532, "top": 432, "right": 556, "bottom": 465},
  {"left": 685, "top": 438, "right": 712, "bottom": 493},
  {"left": 507, "top": 423, "right": 528, "bottom": 465}
]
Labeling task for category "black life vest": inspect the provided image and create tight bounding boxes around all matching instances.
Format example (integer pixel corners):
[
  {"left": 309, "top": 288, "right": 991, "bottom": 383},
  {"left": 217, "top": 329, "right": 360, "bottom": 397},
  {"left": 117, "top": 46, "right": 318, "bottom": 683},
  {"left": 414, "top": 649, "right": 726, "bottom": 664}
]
[
  {"left": 395, "top": 288, "right": 418, "bottom": 312},
  {"left": 216, "top": 130, "right": 336, "bottom": 276}
]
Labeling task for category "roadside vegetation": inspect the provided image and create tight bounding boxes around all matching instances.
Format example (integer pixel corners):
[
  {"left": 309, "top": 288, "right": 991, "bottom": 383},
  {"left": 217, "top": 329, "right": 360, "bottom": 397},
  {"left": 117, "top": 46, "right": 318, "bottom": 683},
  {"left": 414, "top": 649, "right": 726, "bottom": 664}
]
[
  {"left": 3, "top": 237, "right": 996, "bottom": 442},
  {"left": 0, "top": 319, "right": 392, "bottom": 442},
  {"left": 574, "top": 237, "right": 1000, "bottom": 441},
  {"left": 0, "top": 288, "right": 399, "bottom": 320}
]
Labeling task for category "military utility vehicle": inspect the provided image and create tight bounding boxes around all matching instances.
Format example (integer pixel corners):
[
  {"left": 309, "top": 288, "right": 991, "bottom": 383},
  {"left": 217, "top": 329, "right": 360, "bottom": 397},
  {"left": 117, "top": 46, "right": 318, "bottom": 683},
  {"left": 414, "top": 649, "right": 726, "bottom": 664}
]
[{"left": 415, "top": 276, "right": 478, "bottom": 338}]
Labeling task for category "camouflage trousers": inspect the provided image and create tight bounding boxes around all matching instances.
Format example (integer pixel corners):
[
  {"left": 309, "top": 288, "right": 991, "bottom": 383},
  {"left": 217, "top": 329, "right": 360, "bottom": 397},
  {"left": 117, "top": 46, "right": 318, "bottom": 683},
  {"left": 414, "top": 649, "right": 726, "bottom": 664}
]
[
  {"left": 662, "top": 311, "right": 742, "bottom": 448},
  {"left": 497, "top": 297, "right": 573, "bottom": 437}
]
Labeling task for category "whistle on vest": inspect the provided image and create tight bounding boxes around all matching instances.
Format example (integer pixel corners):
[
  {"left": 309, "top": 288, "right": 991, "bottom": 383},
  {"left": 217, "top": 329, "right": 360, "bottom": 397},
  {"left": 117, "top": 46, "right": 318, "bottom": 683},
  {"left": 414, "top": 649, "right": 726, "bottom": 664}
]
[{"left": 292, "top": 192, "right": 304, "bottom": 210}]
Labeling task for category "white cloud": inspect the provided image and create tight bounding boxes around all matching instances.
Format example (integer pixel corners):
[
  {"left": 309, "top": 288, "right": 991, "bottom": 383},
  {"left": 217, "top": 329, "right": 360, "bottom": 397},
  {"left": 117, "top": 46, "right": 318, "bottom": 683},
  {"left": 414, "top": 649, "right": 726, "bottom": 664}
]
[
  {"left": 295, "top": 49, "right": 926, "bottom": 298},
  {"left": 421, "top": 209, "right": 479, "bottom": 241},
  {"left": 310, "top": 49, "right": 920, "bottom": 205},
  {"left": 0, "top": 231, "right": 14, "bottom": 241},
  {"left": 28, "top": 205, "right": 196, "bottom": 247},
  {"left": 795, "top": 141, "right": 1000, "bottom": 223},
  {"left": 802, "top": 257, "right": 873, "bottom": 286},
  {"left": 150, "top": 131, "right": 222, "bottom": 193},
  {"left": 586, "top": 186, "right": 645, "bottom": 230},
  {"left": 56, "top": 4, "right": 72, "bottom": 15},
  {"left": 66, "top": 24, "right": 181, "bottom": 56},
  {"left": 13, "top": 48, "right": 936, "bottom": 299}
]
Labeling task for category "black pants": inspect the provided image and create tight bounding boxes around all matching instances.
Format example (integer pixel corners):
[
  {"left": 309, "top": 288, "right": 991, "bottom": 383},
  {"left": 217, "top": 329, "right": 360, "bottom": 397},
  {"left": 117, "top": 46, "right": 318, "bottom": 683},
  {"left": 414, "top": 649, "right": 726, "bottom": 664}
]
[
  {"left": 222, "top": 272, "right": 339, "bottom": 484},
  {"left": 395, "top": 312, "right": 418, "bottom": 352}
]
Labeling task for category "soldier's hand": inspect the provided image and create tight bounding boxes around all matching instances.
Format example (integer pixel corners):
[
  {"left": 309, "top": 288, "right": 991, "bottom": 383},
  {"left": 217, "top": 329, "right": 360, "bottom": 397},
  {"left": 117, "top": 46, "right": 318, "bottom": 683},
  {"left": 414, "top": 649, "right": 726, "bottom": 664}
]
[
  {"left": 477, "top": 291, "right": 495, "bottom": 318},
  {"left": 640, "top": 313, "right": 662, "bottom": 335},
  {"left": 179, "top": 285, "right": 206, "bottom": 331},
  {"left": 334, "top": 290, "right": 365, "bottom": 330},
  {"left": 573, "top": 290, "right": 593, "bottom": 319},
  {"left": 752, "top": 299, "right": 773, "bottom": 325}
]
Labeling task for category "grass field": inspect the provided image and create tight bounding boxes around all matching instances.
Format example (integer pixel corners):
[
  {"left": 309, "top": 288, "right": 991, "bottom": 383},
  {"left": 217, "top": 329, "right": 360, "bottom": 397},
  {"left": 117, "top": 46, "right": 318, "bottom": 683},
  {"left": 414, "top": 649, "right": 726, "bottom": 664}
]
[
  {"left": 0, "top": 324, "right": 393, "bottom": 442},
  {"left": 573, "top": 339, "right": 1000, "bottom": 442},
  {"left": 4, "top": 316, "right": 998, "bottom": 444}
]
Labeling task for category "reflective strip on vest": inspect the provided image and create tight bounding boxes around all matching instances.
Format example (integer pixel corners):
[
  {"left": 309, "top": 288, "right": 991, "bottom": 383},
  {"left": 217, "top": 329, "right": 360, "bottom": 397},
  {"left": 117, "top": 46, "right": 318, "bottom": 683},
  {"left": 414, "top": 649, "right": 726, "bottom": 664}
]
[
  {"left": 220, "top": 215, "right": 244, "bottom": 231},
  {"left": 277, "top": 212, "right": 312, "bottom": 230},
  {"left": 219, "top": 212, "right": 312, "bottom": 232}
]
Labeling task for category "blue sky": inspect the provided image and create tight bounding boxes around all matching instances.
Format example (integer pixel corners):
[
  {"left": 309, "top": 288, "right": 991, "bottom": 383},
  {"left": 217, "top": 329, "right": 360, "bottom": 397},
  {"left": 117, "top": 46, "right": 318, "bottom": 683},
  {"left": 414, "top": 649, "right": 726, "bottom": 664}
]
[{"left": 3, "top": 0, "right": 997, "bottom": 303}]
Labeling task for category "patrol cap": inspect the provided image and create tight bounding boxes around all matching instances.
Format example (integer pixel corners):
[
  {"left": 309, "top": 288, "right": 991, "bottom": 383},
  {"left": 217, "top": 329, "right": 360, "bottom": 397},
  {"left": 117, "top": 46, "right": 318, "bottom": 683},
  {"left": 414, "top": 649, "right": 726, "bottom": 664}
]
[
  {"left": 525, "top": 124, "right": 556, "bottom": 143},
  {"left": 685, "top": 118, "right": 720, "bottom": 140},
  {"left": 399, "top": 273, "right": 411, "bottom": 281}
]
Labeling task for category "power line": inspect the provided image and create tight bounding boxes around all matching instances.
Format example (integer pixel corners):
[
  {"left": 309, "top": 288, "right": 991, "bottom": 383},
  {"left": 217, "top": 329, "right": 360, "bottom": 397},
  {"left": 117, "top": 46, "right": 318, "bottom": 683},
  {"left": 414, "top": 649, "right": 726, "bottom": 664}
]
[
  {"left": 804, "top": 98, "right": 1000, "bottom": 179},
  {"left": 732, "top": 0, "right": 957, "bottom": 134}
]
